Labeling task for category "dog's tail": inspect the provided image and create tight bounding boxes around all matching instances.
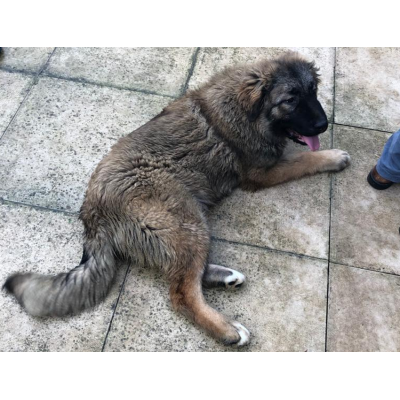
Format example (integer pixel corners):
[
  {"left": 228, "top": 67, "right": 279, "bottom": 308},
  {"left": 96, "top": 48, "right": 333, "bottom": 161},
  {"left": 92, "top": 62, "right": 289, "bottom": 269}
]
[{"left": 3, "top": 241, "right": 116, "bottom": 317}]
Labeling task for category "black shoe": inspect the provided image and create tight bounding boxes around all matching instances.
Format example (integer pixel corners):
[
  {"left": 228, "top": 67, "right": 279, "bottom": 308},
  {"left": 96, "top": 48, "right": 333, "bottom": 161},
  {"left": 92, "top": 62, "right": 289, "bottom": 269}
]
[{"left": 367, "top": 165, "right": 393, "bottom": 190}]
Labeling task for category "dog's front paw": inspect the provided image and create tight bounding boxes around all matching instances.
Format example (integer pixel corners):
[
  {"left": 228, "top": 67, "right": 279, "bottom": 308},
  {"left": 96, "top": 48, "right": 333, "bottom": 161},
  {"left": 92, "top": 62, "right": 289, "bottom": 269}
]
[
  {"left": 321, "top": 149, "right": 351, "bottom": 172},
  {"left": 231, "top": 322, "right": 251, "bottom": 347}
]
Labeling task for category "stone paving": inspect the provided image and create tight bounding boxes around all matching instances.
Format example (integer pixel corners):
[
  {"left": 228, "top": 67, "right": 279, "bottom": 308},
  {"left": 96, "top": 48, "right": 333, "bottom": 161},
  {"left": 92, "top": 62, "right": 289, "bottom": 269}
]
[{"left": 1, "top": 47, "right": 400, "bottom": 352}]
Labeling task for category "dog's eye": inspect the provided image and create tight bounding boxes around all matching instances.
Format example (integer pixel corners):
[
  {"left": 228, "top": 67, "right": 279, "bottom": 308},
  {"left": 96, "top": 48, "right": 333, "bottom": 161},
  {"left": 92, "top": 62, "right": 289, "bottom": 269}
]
[{"left": 284, "top": 98, "right": 295, "bottom": 104}]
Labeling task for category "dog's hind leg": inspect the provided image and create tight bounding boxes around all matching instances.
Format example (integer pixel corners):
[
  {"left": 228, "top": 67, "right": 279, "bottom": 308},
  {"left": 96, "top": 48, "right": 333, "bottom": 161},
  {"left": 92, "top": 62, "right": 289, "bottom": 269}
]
[
  {"left": 169, "top": 255, "right": 250, "bottom": 346},
  {"left": 132, "top": 195, "right": 250, "bottom": 346},
  {"left": 164, "top": 214, "right": 249, "bottom": 345},
  {"left": 202, "top": 264, "right": 245, "bottom": 289}
]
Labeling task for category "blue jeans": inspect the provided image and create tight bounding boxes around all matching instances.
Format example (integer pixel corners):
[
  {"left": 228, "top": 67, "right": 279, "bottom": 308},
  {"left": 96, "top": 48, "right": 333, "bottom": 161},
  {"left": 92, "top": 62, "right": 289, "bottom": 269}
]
[{"left": 376, "top": 129, "right": 400, "bottom": 183}]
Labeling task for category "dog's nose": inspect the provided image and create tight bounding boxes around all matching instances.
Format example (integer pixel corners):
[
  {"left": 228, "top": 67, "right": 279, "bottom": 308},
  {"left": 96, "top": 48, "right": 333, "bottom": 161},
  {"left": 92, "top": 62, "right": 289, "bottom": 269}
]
[{"left": 314, "top": 119, "right": 328, "bottom": 133}]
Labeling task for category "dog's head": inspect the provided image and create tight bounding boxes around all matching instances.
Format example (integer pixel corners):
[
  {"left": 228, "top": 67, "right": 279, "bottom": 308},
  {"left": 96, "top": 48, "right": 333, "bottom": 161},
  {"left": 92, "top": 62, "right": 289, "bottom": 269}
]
[{"left": 237, "top": 52, "right": 328, "bottom": 151}]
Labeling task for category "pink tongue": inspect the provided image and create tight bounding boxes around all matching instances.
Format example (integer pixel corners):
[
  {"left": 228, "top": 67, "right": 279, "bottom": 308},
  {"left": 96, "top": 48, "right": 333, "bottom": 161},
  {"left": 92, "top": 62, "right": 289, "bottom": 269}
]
[{"left": 300, "top": 135, "right": 320, "bottom": 151}]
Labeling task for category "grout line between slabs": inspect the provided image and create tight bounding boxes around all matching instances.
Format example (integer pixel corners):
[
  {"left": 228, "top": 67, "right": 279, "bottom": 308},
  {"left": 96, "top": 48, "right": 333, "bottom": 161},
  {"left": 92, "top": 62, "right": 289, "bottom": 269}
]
[
  {"left": 36, "top": 47, "right": 57, "bottom": 82},
  {"left": 211, "top": 236, "right": 329, "bottom": 264},
  {"left": 325, "top": 48, "right": 337, "bottom": 352},
  {"left": 325, "top": 151, "right": 334, "bottom": 351},
  {"left": 333, "top": 122, "right": 393, "bottom": 135},
  {"left": 101, "top": 264, "right": 131, "bottom": 352},
  {"left": 0, "top": 197, "right": 78, "bottom": 216},
  {"left": 0, "top": 65, "right": 37, "bottom": 76},
  {"left": 0, "top": 78, "right": 35, "bottom": 143},
  {"left": 0, "top": 65, "right": 177, "bottom": 100},
  {"left": 0, "top": 48, "right": 57, "bottom": 142},
  {"left": 325, "top": 177, "right": 333, "bottom": 352},
  {"left": 182, "top": 47, "right": 200, "bottom": 94},
  {"left": 330, "top": 260, "right": 400, "bottom": 279},
  {"left": 331, "top": 48, "right": 337, "bottom": 126},
  {"left": 43, "top": 72, "right": 178, "bottom": 99}
]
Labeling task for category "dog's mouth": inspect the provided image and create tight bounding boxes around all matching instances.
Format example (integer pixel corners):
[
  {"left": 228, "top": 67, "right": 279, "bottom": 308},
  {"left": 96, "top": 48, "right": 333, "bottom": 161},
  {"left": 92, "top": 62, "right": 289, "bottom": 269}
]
[{"left": 286, "top": 129, "right": 320, "bottom": 151}]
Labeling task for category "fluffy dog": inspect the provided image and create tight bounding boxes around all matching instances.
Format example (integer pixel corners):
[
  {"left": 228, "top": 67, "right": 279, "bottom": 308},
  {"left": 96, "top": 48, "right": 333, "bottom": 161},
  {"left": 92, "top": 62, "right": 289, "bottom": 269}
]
[{"left": 4, "top": 52, "right": 350, "bottom": 346}]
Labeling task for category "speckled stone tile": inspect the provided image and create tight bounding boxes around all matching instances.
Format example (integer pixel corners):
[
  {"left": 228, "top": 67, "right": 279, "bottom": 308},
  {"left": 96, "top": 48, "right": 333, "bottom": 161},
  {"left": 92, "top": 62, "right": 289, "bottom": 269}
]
[
  {"left": 104, "top": 241, "right": 327, "bottom": 352},
  {"left": 0, "top": 202, "right": 126, "bottom": 352},
  {"left": 188, "top": 47, "right": 335, "bottom": 121},
  {"left": 0, "top": 47, "right": 54, "bottom": 73},
  {"left": 327, "top": 264, "right": 400, "bottom": 352},
  {"left": 0, "top": 77, "right": 171, "bottom": 212},
  {"left": 330, "top": 125, "right": 400, "bottom": 274},
  {"left": 44, "top": 48, "right": 196, "bottom": 97},
  {"left": 0, "top": 70, "right": 33, "bottom": 135},
  {"left": 335, "top": 47, "right": 400, "bottom": 132},
  {"left": 209, "top": 128, "right": 332, "bottom": 259}
]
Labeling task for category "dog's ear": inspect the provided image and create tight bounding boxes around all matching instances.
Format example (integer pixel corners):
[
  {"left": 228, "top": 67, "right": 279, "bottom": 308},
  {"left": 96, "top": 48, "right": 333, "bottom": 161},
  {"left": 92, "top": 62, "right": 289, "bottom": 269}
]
[
  {"left": 308, "top": 61, "right": 321, "bottom": 85},
  {"left": 237, "top": 67, "right": 271, "bottom": 122}
]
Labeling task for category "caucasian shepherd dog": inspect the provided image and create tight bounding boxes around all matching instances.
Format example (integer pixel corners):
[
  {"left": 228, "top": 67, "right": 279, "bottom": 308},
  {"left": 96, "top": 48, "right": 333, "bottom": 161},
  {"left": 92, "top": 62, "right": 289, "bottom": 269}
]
[{"left": 4, "top": 52, "right": 350, "bottom": 346}]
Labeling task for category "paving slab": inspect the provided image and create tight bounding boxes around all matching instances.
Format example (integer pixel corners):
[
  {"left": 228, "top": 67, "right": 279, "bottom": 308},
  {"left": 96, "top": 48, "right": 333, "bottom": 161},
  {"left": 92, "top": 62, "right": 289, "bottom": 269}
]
[
  {"left": 44, "top": 48, "right": 196, "bottom": 97},
  {"left": 0, "top": 77, "right": 171, "bottom": 212},
  {"left": 2, "top": 47, "right": 399, "bottom": 353},
  {"left": 335, "top": 47, "right": 400, "bottom": 132},
  {"left": 0, "top": 202, "right": 126, "bottom": 352},
  {"left": 209, "top": 128, "right": 332, "bottom": 259},
  {"left": 330, "top": 125, "right": 400, "bottom": 274},
  {"left": 188, "top": 47, "right": 335, "bottom": 121},
  {"left": 327, "top": 263, "right": 400, "bottom": 352},
  {"left": 0, "top": 47, "right": 54, "bottom": 73},
  {"left": 0, "top": 70, "right": 33, "bottom": 135},
  {"left": 104, "top": 240, "right": 327, "bottom": 352}
]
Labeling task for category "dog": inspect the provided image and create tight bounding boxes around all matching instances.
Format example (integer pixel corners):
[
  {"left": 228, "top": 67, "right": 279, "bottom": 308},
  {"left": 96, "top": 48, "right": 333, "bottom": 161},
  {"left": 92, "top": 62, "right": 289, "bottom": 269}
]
[{"left": 3, "top": 52, "right": 350, "bottom": 346}]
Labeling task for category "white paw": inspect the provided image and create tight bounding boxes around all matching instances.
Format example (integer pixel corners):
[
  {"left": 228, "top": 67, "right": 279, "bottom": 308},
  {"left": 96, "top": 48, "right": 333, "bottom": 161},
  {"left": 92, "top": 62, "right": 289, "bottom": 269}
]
[
  {"left": 324, "top": 149, "right": 351, "bottom": 172},
  {"left": 223, "top": 268, "right": 246, "bottom": 289},
  {"left": 232, "top": 321, "right": 251, "bottom": 346}
]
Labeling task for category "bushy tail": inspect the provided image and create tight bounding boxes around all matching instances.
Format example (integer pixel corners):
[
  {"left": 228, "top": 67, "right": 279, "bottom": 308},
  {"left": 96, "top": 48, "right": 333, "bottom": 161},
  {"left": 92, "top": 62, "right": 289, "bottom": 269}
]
[{"left": 3, "top": 243, "right": 116, "bottom": 317}]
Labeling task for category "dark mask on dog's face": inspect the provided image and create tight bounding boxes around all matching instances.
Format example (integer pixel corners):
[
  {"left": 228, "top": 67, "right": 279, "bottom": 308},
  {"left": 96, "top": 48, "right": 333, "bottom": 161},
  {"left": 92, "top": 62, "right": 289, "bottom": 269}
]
[
  {"left": 267, "top": 61, "right": 328, "bottom": 151},
  {"left": 237, "top": 53, "right": 328, "bottom": 151}
]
